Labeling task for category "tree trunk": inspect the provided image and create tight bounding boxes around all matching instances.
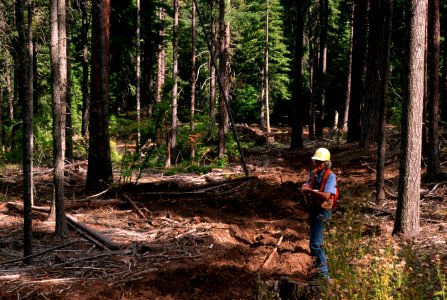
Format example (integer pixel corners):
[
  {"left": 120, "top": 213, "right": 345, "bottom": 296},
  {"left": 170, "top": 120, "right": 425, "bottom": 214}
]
[
  {"left": 190, "top": 0, "right": 197, "bottom": 160},
  {"left": 393, "top": 0, "right": 426, "bottom": 237},
  {"left": 142, "top": 0, "right": 153, "bottom": 116},
  {"left": 264, "top": 0, "right": 271, "bottom": 137},
  {"left": 81, "top": 0, "right": 90, "bottom": 138},
  {"left": 218, "top": 0, "right": 229, "bottom": 157},
  {"left": 0, "top": 88, "right": 3, "bottom": 151},
  {"left": 376, "top": 0, "right": 393, "bottom": 204},
  {"left": 360, "top": 0, "right": 387, "bottom": 148},
  {"left": 28, "top": 1, "right": 34, "bottom": 151},
  {"left": 50, "top": 0, "right": 68, "bottom": 237},
  {"left": 426, "top": 0, "right": 440, "bottom": 175},
  {"left": 260, "top": 70, "right": 265, "bottom": 129},
  {"left": 340, "top": 2, "right": 354, "bottom": 131},
  {"left": 167, "top": 0, "right": 179, "bottom": 168},
  {"left": 290, "top": 0, "right": 305, "bottom": 149},
  {"left": 209, "top": 3, "right": 217, "bottom": 133},
  {"left": 308, "top": 1, "right": 318, "bottom": 139},
  {"left": 155, "top": 7, "right": 166, "bottom": 105},
  {"left": 136, "top": 0, "right": 141, "bottom": 150},
  {"left": 65, "top": 1, "right": 73, "bottom": 161},
  {"left": 86, "top": 0, "right": 113, "bottom": 191},
  {"left": 441, "top": 3, "right": 447, "bottom": 122},
  {"left": 6, "top": 58, "right": 13, "bottom": 123},
  {"left": 17, "top": 0, "right": 32, "bottom": 263},
  {"left": 347, "top": 0, "right": 367, "bottom": 142},
  {"left": 316, "top": 0, "right": 327, "bottom": 137}
]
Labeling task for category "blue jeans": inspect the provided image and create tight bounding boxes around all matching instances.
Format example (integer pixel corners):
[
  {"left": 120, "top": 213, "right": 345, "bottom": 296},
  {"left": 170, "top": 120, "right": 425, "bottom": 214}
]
[{"left": 309, "top": 208, "right": 331, "bottom": 277}]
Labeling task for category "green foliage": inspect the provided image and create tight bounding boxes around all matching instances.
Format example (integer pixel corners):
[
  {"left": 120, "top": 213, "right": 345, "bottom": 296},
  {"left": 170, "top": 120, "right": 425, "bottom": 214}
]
[
  {"left": 325, "top": 186, "right": 445, "bottom": 299},
  {"left": 231, "top": 0, "right": 291, "bottom": 123},
  {"left": 232, "top": 86, "right": 260, "bottom": 124}
]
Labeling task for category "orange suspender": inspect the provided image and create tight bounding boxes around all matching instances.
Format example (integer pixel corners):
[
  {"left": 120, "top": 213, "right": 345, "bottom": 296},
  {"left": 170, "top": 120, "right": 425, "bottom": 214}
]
[{"left": 308, "top": 169, "right": 332, "bottom": 192}]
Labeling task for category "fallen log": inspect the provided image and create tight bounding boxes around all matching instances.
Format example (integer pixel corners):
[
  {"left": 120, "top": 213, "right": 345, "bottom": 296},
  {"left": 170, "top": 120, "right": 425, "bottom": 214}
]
[
  {"left": 5, "top": 202, "right": 121, "bottom": 250},
  {"left": 184, "top": 175, "right": 257, "bottom": 192},
  {"left": 66, "top": 215, "right": 121, "bottom": 250}
]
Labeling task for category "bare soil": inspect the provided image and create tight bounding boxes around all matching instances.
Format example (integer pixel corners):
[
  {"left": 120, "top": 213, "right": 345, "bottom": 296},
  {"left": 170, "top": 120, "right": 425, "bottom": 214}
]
[{"left": 0, "top": 127, "right": 446, "bottom": 299}]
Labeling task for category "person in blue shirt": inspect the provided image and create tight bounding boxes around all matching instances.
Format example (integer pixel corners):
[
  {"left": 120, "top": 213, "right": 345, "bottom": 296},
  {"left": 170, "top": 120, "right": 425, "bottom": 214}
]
[{"left": 301, "top": 148, "right": 337, "bottom": 280}]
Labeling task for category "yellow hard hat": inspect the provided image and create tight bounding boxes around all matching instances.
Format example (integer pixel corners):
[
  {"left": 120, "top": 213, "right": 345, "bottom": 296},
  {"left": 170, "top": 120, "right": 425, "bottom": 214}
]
[{"left": 312, "top": 148, "right": 331, "bottom": 161}]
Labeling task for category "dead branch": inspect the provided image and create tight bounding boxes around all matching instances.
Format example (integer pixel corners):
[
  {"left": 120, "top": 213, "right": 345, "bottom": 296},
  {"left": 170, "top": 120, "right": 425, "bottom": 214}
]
[
  {"left": 175, "top": 228, "right": 197, "bottom": 240},
  {"left": 54, "top": 252, "right": 115, "bottom": 267},
  {"left": 0, "top": 240, "right": 81, "bottom": 266},
  {"left": 33, "top": 160, "right": 87, "bottom": 175},
  {"left": 427, "top": 181, "right": 447, "bottom": 195},
  {"left": 120, "top": 193, "right": 146, "bottom": 218},
  {"left": 259, "top": 234, "right": 284, "bottom": 270},
  {"left": 85, "top": 188, "right": 111, "bottom": 200}
]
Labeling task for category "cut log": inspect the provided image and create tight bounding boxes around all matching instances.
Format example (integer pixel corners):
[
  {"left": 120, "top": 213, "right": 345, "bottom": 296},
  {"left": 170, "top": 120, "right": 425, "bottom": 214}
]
[{"left": 278, "top": 277, "right": 322, "bottom": 300}]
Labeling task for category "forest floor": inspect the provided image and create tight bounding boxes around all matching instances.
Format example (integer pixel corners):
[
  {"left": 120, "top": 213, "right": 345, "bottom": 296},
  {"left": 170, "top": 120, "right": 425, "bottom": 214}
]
[{"left": 0, "top": 126, "right": 446, "bottom": 299}]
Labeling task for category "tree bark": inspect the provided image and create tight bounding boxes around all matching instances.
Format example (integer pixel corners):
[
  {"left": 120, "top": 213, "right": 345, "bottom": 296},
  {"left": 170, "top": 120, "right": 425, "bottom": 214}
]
[
  {"left": 65, "top": 1, "right": 73, "bottom": 161},
  {"left": 190, "top": 0, "right": 197, "bottom": 160},
  {"left": 264, "top": 0, "right": 271, "bottom": 136},
  {"left": 218, "top": 0, "right": 229, "bottom": 157},
  {"left": 360, "top": 0, "right": 387, "bottom": 148},
  {"left": 308, "top": 1, "right": 318, "bottom": 139},
  {"left": 81, "top": 0, "right": 90, "bottom": 138},
  {"left": 290, "top": 0, "right": 305, "bottom": 149},
  {"left": 155, "top": 7, "right": 166, "bottom": 106},
  {"left": 17, "top": 0, "right": 33, "bottom": 263},
  {"left": 142, "top": 0, "right": 153, "bottom": 116},
  {"left": 347, "top": 0, "right": 367, "bottom": 142},
  {"left": 166, "top": 0, "right": 179, "bottom": 168},
  {"left": 6, "top": 58, "right": 14, "bottom": 123},
  {"left": 50, "top": 0, "right": 69, "bottom": 237},
  {"left": 441, "top": 4, "right": 447, "bottom": 123},
  {"left": 426, "top": 0, "right": 440, "bottom": 175},
  {"left": 136, "top": 0, "right": 141, "bottom": 150},
  {"left": 86, "top": 0, "right": 113, "bottom": 191},
  {"left": 209, "top": 2, "right": 217, "bottom": 133},
  {"left": 340, "top": 2, "right": 354, "bottom": 131},
  {"left": 393, "top": 0, "right": 426, "bottom": 237},
  {"left": 316, "top": 0, "right": 327, "bottom": 137},
  {"left": 376, "top": 0, "right": 393, "bottom": 204}
]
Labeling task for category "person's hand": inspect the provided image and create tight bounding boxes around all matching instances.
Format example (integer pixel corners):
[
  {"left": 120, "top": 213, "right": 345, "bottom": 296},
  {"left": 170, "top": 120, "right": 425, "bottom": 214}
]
[
  {"left": 301, "top": 183, "right": 310, "bottom": 190},
  {"left": 300, "top": 185, "right": 313, "bottom": 195}
]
